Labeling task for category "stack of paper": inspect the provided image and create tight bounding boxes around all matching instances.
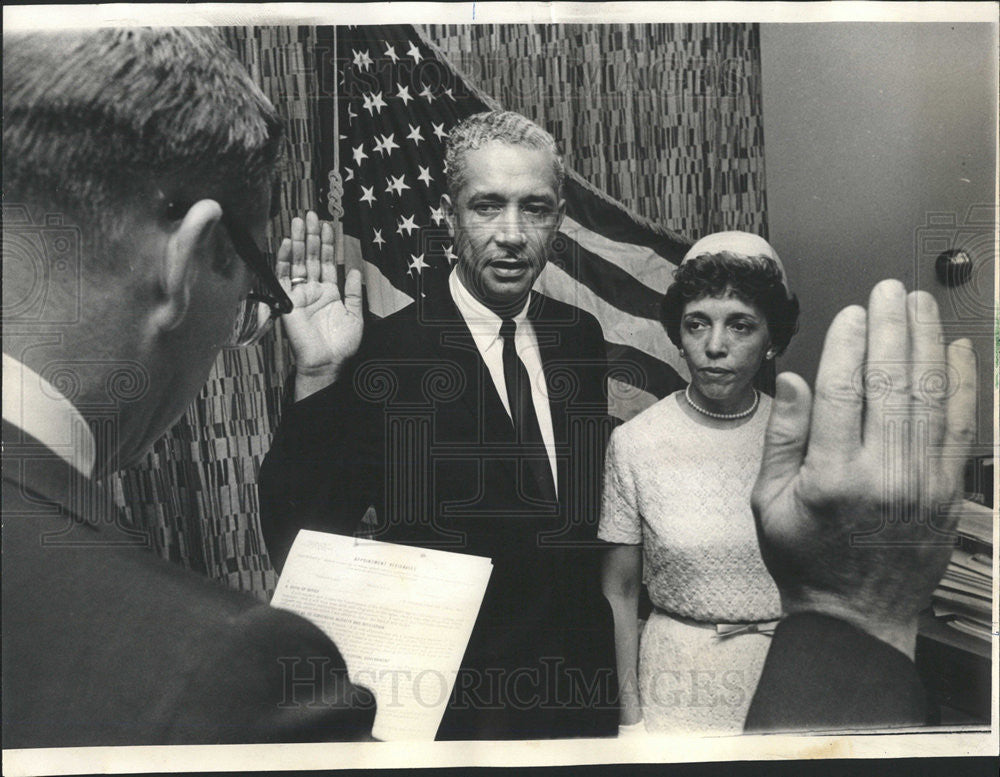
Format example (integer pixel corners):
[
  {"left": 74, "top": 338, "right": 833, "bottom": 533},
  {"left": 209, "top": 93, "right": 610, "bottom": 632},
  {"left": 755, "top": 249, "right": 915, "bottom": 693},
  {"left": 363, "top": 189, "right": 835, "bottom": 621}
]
[
  {"left": 955, "top": 500, "right": 993, "bottom": 546},
  {"left": 932, "top": 501, "right": 994, "bottom": 643},
  {"left": 272, "top": 530, "right": 493, "bottom": 740}
]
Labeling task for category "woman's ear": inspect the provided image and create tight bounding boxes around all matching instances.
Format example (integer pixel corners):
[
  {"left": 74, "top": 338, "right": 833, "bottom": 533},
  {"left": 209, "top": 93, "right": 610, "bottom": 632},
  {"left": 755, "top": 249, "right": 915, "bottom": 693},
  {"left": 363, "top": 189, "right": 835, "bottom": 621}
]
[{"left": 149, "top": 200, "right": 223, "bottom": 334}]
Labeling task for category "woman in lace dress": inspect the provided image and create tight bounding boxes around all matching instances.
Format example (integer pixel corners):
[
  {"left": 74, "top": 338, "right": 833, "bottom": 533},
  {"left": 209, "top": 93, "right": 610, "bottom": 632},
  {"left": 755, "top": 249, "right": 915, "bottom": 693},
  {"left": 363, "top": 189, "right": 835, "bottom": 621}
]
[{"left": 599, "top": 232, "right": 800, "bottom": 735}]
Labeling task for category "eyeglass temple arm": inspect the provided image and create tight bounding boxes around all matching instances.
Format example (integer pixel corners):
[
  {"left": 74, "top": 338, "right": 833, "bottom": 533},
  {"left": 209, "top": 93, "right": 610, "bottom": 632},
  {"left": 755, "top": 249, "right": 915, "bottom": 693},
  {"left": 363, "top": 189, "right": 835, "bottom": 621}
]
[{"left": 221, "top": 211, "right": 294, "bottom": 315}]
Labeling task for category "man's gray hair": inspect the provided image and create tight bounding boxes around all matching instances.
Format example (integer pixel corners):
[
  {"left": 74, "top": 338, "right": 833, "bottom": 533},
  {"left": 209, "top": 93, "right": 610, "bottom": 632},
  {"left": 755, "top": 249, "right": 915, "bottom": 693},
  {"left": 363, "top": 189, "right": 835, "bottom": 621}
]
[{"left": 444, "top": 111, "right": 564, "bottom": 197}]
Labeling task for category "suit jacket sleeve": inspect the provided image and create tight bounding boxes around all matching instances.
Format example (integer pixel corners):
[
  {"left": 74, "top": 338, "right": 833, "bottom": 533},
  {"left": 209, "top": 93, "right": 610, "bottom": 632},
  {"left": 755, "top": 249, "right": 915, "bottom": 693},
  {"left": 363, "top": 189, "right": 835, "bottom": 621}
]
[
  {"left": 744, "top": 613, "right": 929, "bottom": 732},
  {"left": 258, "top": 352, "right": 384, "bottom": 573},
  {"left": 169, "top": 603, "right": 376, "bottom": 744}
]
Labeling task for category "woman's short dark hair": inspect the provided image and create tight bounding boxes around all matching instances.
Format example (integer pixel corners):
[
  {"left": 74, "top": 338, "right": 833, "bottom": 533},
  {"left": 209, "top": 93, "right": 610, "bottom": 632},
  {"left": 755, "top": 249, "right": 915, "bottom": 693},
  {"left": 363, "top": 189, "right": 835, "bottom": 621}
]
[{"left": 660, "top": 252, "right": 800, "bottom": 355}]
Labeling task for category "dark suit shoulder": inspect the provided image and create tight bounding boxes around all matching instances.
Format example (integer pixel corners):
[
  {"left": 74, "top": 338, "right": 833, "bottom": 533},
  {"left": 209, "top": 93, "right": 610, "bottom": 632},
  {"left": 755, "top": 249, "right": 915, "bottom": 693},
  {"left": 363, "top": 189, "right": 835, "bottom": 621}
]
[
  {"left": 165, "top": 604, "right": 375, "bottom": 744},
  {"left": 365, "top": 292, "right": 603, "bottom": 350},
  {"left": 531, "top": 294, "right": 605, "bottom": 348},
  {"left": 2, "top": 504, "right": 374, "bottom": 747},
  {"left": 365, "top": 301, "right": 420, "bottom": 334},
  {"left": 377, "top": 300, "right": 421, "bottom": 323},
  {"left": 353, "top": 301, "right": 453, "bottom": 363}
]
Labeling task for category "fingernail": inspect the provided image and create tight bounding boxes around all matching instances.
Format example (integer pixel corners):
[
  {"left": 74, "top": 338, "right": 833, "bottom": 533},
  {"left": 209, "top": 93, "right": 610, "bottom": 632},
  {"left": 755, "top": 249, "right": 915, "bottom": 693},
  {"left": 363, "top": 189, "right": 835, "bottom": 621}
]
[
  {"left": 909, "top": 289, "right": 937, "bottom": 315},
  {"left": 878, "top": 279, "right": 906, "bottom": 298},
  {"left": 842, "top": 304, "right": 866, "bottom": 323}
]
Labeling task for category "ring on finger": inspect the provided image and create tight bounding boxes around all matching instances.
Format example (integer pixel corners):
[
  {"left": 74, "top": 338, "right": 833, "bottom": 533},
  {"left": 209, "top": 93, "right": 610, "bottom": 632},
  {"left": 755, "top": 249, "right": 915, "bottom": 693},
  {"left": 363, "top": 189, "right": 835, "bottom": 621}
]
[{"left": 290, "top": 277, "right": 308, "bottom": 287}]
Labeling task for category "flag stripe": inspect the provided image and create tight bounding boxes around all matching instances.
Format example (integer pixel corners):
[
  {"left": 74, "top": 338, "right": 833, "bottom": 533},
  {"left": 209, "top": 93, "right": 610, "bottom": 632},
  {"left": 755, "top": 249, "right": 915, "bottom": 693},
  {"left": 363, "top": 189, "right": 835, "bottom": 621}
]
[
  {"left": 344, "top": 235, "right": 414, "bottom": 318},
  {"left": 555, "top": 236, "right": 668, "bottom": 322},
  {"left": 564, "top": 174, "right": 691, "bottom": 260},
  {"left": 560, "top": 216, "right": 676, "bottom": 296},
  {"left": 537, "top": 263, "right": 687, "bottom": 375}
]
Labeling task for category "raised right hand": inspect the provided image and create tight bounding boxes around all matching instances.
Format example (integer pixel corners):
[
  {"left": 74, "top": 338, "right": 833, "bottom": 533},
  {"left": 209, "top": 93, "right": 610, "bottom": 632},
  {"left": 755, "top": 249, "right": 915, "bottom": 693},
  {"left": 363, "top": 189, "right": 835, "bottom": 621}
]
[
  {"left": 751, "top": 280, "right": 977, "bottom": 659},
  {"left": 276, "top": 211, "right": 363, "bottom": 399}
]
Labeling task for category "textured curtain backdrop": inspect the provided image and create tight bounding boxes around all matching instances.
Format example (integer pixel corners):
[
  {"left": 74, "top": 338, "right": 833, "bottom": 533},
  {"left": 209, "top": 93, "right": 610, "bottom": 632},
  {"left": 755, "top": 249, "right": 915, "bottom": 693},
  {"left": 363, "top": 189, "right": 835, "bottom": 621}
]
[
  {"left": 110, "top": 24, "right": 768, "bottom": 598},
  {"left": 424, "top": 24, "right": 768, "bottom": 238}
]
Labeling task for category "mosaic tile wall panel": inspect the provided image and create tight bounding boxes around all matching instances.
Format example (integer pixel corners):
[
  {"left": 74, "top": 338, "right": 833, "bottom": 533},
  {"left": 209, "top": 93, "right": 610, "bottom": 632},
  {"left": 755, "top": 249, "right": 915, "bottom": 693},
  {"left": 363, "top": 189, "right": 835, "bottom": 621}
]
[{"left": 423, "top": 24, "right": 769, "bottom": 241}]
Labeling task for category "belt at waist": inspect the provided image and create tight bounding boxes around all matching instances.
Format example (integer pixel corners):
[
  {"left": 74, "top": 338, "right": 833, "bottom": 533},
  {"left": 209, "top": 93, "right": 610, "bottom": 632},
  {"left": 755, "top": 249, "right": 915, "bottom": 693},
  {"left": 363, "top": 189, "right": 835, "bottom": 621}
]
[{"left": 652, "top": 607, "right": 781, "bottom": 639}]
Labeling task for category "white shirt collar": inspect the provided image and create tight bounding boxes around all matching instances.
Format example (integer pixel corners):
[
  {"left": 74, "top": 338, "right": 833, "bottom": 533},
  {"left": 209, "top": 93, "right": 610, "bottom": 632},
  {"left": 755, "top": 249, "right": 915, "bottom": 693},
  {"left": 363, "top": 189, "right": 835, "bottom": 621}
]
[
  {"left": 2, "top": 352, "right": 96, "bottom": 477},
  {"left": 448, "top": 268, "right": 529, "bottom": 350}
]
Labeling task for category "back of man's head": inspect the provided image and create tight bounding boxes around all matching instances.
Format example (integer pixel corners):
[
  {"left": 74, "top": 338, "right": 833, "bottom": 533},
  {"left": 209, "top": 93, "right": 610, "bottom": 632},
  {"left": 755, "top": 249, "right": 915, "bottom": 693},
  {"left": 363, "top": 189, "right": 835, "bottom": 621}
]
[{"left": 3, "top": 27, "right": 283, "bottom": 259}]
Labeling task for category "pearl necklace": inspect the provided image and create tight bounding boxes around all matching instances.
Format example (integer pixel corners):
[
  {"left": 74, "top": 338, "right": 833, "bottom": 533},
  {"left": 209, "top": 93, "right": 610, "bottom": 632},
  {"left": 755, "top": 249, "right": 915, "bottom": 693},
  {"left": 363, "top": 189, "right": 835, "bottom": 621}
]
[{"left": 685, "top": 384, "right": 759, "bottom": 420}]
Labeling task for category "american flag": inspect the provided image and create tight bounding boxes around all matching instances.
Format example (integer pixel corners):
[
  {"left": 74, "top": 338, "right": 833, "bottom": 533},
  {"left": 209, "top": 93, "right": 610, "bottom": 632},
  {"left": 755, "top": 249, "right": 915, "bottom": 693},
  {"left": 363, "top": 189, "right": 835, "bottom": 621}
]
[{"left": 315, "top": 24, "right": 692, "bottom": 420}]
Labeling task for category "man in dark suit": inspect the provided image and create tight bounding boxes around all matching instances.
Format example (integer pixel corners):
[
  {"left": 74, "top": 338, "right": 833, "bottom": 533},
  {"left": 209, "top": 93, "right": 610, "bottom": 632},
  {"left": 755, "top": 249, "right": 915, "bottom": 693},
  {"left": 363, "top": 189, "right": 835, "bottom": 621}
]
[
  {"left": 2, "top": 28, "right": 374, "bottom": 748},
  {"left": 259, "top": 111, "right": 618, "bottom": 740}
]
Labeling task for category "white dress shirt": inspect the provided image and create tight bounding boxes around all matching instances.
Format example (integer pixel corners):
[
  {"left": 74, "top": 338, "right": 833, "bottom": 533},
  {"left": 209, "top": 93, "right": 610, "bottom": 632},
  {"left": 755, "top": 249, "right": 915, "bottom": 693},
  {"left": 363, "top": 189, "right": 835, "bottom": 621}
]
[
  {"left": 449, "top": 270, "right": 558, "bottom": 491},
  {"left": 2, "top": 352, "right": 96, "bottom": 477}
]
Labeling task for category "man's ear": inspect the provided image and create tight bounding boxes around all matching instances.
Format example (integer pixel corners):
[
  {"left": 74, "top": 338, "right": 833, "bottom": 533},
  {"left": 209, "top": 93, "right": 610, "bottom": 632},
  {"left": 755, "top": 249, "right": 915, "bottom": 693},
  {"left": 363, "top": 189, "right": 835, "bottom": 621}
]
[
  {"left": 441, "top": 193, "right": 455, "bottom": 238},
  {"left": 149, "top": 199, "right": 223, "bottom": 334},
  {"left": 554, "top": 195, "right": 567, "bottom": 233}
]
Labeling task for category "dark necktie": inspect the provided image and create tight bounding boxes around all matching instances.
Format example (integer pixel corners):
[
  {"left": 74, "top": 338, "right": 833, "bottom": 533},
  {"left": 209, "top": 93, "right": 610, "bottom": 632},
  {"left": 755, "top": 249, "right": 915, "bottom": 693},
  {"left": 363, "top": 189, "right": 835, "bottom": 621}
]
[{"left": 499, "top": 318, "right": 556, "bottom": 503}]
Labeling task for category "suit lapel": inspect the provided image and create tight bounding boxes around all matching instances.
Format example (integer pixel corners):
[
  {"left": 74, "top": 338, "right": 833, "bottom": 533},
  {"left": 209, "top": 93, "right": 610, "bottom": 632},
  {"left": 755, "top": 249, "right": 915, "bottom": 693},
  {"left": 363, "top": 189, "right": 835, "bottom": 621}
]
[
  {"left": 420, "top": 293, "right": 514, "bottom": 446},
  {"left": 420, "top": 290, "right": 569, "bottom": 506},
  {"left": 528, "top": 293, "right": 569, "bottom": 457}
]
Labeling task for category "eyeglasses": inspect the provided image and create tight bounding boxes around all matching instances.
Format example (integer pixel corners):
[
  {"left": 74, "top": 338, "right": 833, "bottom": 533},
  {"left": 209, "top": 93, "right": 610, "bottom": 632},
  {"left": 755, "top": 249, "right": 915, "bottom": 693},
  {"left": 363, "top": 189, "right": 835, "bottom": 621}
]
[{"left": 166, "top": 201, "right": 293, "bottom": 347}]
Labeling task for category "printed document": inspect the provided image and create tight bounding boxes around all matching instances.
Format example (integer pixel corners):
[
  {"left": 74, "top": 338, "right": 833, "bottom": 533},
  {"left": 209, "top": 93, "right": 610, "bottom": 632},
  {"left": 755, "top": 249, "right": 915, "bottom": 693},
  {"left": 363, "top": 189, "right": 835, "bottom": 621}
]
[{"left": 271, "top": 530, "right": 493, "bottom": 740}]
